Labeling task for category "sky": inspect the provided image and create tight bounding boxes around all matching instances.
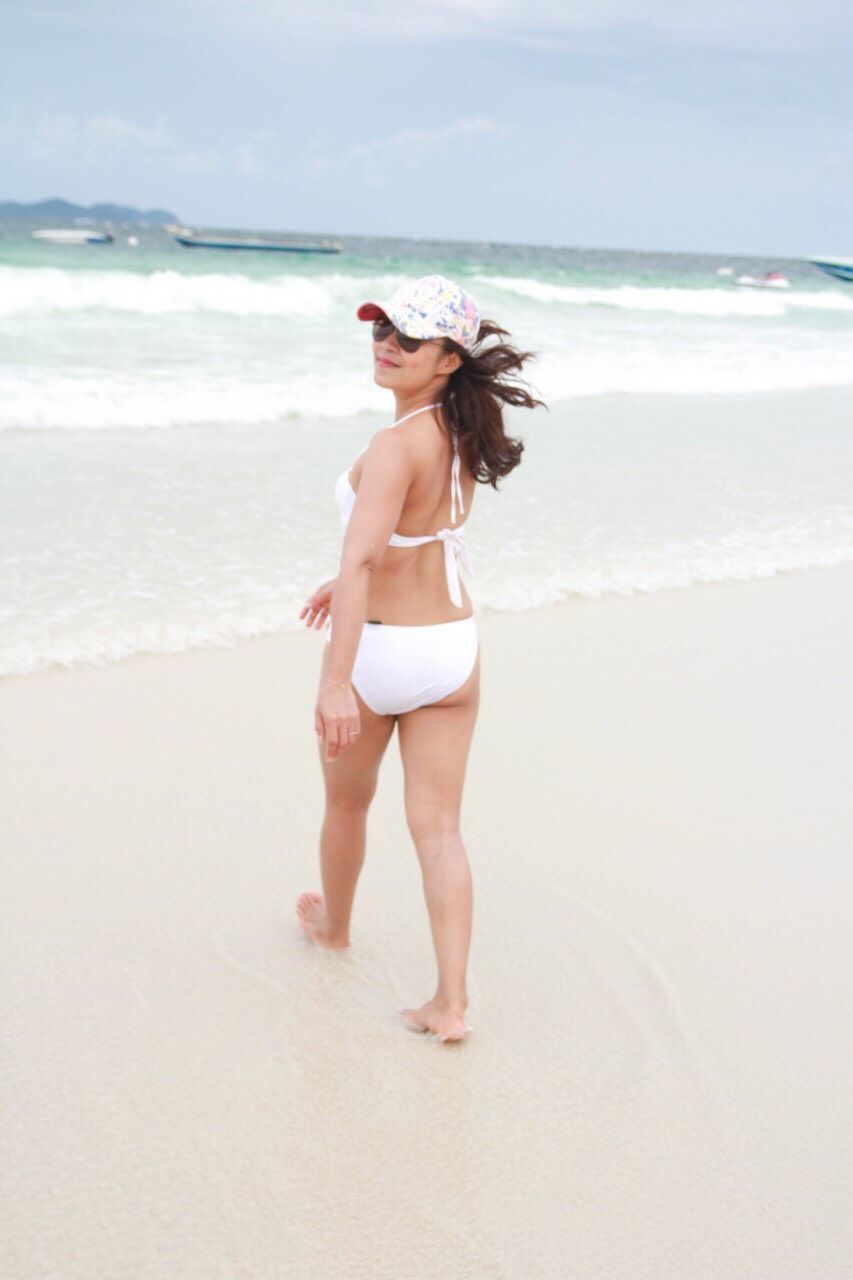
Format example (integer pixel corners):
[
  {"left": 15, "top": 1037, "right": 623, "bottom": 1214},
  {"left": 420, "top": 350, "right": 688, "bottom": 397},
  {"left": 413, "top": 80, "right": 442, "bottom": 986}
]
[{"left": 2, "top": 0, "right": 851, "bottom": 256}]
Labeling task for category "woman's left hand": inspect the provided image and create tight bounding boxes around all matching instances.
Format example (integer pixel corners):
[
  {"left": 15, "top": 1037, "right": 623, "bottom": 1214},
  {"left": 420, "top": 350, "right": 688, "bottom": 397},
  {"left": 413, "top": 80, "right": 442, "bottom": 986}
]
[
  {"left": 300, "top": 578, "right": 337, "bottom": 630},
  {"left": 315, "top": 682, "right": 361, "bottom": 761}
]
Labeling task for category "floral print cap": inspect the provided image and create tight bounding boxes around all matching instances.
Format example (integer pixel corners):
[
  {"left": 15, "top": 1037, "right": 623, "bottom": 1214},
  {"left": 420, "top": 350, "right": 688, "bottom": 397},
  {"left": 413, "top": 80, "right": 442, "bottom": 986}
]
[{"left": 357, "top": 274, "right": 481, "bottom": 351}]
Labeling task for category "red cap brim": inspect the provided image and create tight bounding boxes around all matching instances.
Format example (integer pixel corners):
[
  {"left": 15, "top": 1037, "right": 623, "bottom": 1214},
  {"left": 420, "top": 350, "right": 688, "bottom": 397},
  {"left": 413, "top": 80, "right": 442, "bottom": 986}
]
[{"left": 356, "top": 301, "right": 389, "bottom": 322}]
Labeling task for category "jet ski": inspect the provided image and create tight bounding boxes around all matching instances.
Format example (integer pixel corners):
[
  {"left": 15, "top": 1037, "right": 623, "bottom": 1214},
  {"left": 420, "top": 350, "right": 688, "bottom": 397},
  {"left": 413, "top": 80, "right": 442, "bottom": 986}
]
[{"left": 734, "top": 270, "right": 790, "bottom": 288}]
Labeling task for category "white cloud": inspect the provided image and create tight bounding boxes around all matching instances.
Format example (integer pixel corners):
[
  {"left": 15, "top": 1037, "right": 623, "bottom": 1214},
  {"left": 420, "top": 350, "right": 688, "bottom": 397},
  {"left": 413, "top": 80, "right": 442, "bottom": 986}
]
[
  {"left": 171, "top": 149, "right": 223, "bottom": 174},
  {"left": 38, "top": 113, "right": 78, "bottom": 148},
  {"left": 312, "top": 115, "right": 508, "bottom": 185},
  {"left": 0, "top": 111, "right": 177, "bottom": 159},
  {"left": 0, "top": 110, "right": 275, "bottom": 177},
  {"left": 234, "top": 131, "right": 276, "bottom": 175},
  {"left": 347, "top": 116, "right": 504, "bottom": 162},
  {"left": 199, "top": 0, "right": 853, "bottom": 50},
  {"left": 85, "top": 115, "right": 175, "bottom": 149},
  {"left": 8, "top": 0, "right": 852, "bottom": 50}
]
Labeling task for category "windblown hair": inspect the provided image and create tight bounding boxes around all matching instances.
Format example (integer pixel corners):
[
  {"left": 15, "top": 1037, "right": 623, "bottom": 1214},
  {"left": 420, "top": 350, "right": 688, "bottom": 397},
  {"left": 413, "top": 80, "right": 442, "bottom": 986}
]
[{"left": 437, "top": 319, "right": 546, "bottom": 489}]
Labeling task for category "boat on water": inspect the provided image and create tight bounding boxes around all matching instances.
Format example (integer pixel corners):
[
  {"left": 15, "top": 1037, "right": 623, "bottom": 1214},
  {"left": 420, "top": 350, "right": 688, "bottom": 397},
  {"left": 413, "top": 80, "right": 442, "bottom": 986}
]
[
  {"left": 31, "top": 228, "right": 114, "bottom": 245},
  {"left": 807, "top": 256, "right": 853, "bottom": 283},
  {"left": 735, "top": 270, "right": 790, "bottom": 289},
  {"left": 165, "top": 224, "right": 342, "bottom": 254}
]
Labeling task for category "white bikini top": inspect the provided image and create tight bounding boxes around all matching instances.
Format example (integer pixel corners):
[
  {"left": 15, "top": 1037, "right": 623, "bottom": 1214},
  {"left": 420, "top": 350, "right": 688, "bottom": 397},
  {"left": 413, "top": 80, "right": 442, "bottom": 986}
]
[{"left": 334, "top": 402, "right": 474, "bottom": 609}]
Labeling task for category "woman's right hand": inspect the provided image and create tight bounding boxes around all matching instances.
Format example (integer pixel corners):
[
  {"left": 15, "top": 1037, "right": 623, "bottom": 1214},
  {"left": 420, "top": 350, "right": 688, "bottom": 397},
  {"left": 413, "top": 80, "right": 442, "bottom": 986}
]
[
  {"left": 300, "top": 578, "right": 336, "bottom": 630},
  {"left": 315, "top": 681, "right": 360, "bottom": 761}
]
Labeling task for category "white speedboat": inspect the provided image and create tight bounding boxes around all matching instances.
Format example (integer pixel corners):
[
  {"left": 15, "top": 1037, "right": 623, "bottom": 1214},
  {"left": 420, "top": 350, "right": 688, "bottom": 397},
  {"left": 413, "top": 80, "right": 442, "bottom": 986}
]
[
  {"left": 807, "top": 256, "right": 853, "bottom": 283},
  {"left": 31, "top": 228, "right": 114, "bottom": 245},
  {"left": 735, "top": 270, "right": 790, "bottom": 288}
]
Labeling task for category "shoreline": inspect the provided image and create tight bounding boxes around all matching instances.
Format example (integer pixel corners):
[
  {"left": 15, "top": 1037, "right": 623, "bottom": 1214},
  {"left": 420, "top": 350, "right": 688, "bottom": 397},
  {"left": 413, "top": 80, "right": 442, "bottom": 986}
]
[
  {"left": 4, "top": 381, "right": 853, "bottom": 681},
  {"left": 3, "top": 554, "right": 852, "bottom": 687}
]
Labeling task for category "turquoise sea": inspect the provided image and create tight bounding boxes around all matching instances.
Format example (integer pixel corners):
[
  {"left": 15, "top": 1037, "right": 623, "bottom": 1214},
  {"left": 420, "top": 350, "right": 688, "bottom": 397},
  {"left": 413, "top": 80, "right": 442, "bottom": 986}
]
[{"left": 2, "top": 219, "right": 852, "bottom": 675}]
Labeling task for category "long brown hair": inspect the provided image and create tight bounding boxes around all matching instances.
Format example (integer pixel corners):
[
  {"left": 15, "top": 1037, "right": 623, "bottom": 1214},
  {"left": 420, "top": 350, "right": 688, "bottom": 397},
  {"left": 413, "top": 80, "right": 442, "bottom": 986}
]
[{"left": 437, "top": 319, "right": 546, "bottom": 489}]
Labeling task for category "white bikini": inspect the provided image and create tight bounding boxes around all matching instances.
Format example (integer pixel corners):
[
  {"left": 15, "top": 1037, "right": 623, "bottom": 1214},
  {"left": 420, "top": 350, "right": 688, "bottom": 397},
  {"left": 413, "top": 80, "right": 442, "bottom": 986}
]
[{"left": 326, "top": 403, "right": 478, "bottom": 715}]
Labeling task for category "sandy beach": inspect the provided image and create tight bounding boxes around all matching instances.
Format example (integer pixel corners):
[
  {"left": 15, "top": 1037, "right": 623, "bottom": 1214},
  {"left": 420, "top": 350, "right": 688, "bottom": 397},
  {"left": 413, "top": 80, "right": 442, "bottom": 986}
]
[{"left": 2, "top": 560, "right": 850, "bottom": 1279}]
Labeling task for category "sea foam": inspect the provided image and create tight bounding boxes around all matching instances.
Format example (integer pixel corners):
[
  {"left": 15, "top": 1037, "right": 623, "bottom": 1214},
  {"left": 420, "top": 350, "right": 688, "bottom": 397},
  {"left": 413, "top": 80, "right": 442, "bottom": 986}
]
[{"left": 475, "top": 273, "right": 853, "bottom": 318}]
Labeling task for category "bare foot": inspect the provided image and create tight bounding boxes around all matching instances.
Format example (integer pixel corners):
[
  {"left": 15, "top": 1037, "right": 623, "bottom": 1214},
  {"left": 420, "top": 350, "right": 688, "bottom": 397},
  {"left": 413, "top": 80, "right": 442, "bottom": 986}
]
[
  {"left": 397, "top": 998, "right": 472, "bottom": 1043},
  {"left": 296, "top": 892, "right": 350, "bottom": 949}
]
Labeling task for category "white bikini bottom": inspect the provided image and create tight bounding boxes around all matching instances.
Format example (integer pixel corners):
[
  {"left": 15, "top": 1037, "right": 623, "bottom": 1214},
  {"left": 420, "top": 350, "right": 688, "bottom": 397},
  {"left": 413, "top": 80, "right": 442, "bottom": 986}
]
[{"left": 325, "top": 615, "right": 479, "bottom": 716}]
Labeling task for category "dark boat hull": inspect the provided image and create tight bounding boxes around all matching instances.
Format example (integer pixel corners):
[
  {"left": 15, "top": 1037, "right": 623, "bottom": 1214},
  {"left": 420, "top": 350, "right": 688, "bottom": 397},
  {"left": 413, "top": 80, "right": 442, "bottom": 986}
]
[
  {"left": 807, "top": 257, "right": 853, "bottom": 283},
  {"left": 172, "top": 234, "right": 340, "bottom": 254}
]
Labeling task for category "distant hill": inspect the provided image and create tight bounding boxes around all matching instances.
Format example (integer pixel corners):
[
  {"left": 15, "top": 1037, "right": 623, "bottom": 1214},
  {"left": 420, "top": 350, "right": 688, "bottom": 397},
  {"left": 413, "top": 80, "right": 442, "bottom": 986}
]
[{"left": 0, "top": 197, "right": 179, "bottom": 223}]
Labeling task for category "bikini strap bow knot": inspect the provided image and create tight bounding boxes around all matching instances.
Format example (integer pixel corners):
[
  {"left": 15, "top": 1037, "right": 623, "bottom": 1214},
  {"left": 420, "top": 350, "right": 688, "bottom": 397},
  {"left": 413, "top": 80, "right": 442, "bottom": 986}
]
[{"left": 435, "top": 528, "right": 475, "bottom": 609}]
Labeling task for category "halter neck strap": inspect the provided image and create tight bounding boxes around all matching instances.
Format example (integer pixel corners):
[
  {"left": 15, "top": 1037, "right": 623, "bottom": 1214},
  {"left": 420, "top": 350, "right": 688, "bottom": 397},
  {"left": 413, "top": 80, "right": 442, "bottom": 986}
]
[
  {"left": 389, "top": 401, "right": 464, "bottom": 520},
  {"left": 389, "top": 402, "right": 441, "bottom": 429}
]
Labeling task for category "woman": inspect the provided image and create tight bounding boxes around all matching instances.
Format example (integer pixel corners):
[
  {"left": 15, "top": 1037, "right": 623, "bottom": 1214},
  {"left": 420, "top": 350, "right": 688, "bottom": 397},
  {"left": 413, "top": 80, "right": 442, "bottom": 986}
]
[{"left": 297, "top": 274, "right": 544, "bottom": 1044}]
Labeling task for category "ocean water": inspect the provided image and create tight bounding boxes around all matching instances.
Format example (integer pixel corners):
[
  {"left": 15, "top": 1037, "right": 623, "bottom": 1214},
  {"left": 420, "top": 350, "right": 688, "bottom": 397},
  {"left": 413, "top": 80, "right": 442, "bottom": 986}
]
[{"left": 2, "top": 219, "right": 852, "bottom": 675}]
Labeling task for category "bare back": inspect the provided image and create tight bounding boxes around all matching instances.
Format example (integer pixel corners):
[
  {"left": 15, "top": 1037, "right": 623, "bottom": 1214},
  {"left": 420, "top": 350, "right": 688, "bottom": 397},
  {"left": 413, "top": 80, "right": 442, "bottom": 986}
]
[{"left": 346, "top": 410, "right": 475, "bottom": 625}]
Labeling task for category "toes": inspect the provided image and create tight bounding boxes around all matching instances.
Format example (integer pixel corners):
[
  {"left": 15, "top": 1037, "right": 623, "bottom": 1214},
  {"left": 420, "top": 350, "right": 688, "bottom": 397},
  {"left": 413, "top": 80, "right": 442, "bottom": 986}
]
[
  {"left": 397, "top": 1008, "right": 430, "bottom": 1034},
  {"left": 436, "top": 1028, "right": 470, "bottom": 1044}
]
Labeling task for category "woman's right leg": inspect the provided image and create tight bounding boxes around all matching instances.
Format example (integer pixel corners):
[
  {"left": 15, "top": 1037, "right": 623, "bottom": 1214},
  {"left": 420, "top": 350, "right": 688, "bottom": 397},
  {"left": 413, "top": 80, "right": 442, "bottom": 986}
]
[{"left": 297, "top": 683, "right": 396, "bottom": 948}]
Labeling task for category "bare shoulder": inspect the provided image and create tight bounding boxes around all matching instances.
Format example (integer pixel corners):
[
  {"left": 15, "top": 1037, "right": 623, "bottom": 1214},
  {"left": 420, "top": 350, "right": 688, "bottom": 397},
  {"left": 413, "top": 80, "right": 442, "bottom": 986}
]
[
  {"left": 360, "top": 427, "right": 417, "bottom": 484},
  {"left": 363, "top": 407, "right": 445, "bottom": 476},
  {"left": 364, "top": 425, "right": 414, "bottom": 458}
]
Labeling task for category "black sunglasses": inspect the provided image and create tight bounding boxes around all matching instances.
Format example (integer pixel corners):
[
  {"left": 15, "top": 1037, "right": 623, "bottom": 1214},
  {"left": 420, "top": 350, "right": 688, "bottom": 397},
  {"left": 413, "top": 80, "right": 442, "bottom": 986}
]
[{"left": 371, "top": 318, "right": 437, "bottom": 354}]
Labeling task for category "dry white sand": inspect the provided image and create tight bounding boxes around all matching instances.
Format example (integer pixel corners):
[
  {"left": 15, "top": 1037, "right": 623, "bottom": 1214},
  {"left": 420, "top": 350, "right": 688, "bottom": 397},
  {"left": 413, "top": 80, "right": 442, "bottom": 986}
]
[{"left": 2, "top": 564, "right": 851, "bottom": 1279}]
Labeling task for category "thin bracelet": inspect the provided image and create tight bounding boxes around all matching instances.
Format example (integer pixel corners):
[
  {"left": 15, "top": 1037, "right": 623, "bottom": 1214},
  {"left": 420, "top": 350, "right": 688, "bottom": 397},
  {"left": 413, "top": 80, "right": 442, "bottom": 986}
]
[{"left": 321, "top": 675, "right": 351, "bottom": 690}]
